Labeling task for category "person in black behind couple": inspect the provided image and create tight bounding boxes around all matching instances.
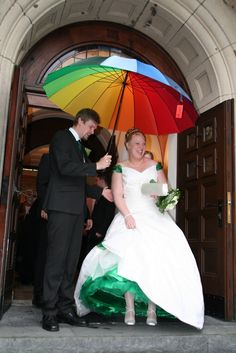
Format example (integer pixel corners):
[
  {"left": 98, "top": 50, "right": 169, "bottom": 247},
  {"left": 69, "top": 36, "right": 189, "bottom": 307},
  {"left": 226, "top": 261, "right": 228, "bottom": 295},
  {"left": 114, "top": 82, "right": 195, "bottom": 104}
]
[
  {"left": 41, "top": 108, "right": 112, "bottom": 331},
  {"left": 77, "top": 171, "right": 116, "bottom": 272}
]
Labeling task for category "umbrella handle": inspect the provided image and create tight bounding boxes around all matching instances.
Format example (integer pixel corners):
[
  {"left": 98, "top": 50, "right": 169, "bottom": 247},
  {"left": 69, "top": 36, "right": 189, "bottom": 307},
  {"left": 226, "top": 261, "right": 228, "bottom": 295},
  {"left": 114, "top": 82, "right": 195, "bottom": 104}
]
[{"left": 106, "top": 134, "right": 115, "bottom": 155}]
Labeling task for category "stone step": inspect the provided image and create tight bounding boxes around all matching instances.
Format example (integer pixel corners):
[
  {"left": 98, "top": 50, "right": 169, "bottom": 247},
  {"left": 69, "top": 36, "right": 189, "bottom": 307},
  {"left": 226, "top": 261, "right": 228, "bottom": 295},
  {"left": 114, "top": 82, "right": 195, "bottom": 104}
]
[{"left": 0, "top": 301, "right": 235, "bottom": 353}]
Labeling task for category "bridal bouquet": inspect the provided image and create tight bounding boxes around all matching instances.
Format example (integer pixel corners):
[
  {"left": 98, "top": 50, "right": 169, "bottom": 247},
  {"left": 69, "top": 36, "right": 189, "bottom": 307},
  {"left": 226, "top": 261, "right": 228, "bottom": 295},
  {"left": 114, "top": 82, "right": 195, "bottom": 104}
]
[
  {"left": 148, "top": 180, "right": 181, "bottom": 213},
  {"left": 156, "top": 188, "right": 181, "bottom": 213}
]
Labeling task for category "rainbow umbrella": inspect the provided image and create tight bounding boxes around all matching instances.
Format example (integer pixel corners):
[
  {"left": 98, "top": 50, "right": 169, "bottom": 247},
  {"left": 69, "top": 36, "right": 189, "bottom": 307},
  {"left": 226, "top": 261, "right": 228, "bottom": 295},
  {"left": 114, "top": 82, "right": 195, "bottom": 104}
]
[{"left": 43, "top": 56, "right": 198, "bottom": 136}]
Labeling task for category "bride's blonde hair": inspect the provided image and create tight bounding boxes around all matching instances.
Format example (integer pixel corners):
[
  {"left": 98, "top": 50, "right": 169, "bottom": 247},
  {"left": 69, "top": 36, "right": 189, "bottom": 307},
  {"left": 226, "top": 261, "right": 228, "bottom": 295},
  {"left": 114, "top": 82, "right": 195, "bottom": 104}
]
[{"left": 125, "top": 128, "right": 146, "bottom": 148}]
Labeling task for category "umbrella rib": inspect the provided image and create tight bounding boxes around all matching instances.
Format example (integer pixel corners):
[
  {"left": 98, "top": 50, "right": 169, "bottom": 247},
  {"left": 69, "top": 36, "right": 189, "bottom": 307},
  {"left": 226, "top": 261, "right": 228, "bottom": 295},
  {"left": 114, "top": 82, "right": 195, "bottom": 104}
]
[
  {"left": 131, "top": 73, "right": 181, "bottom": 133},
  {"left": 130, "top": 73, "right": 161, "bottom": 134},
  {"left": 87, "top": 66, "right": 124, "bottom": 83},
  {"left": 63, "top": 69, "right": 125, "bottom": 111},
  {"left": 91, "top": 73, "right": 125, "bottom": 109},
  {"left": 130, "top": 74, "right": 164, "bottom": 93}
]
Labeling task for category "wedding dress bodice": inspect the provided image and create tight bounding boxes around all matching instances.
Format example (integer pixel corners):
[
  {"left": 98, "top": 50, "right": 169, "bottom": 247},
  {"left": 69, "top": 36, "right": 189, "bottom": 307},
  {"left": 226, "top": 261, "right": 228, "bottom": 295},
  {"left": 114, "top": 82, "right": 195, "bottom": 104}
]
[{"left": 122, "top": 165, "right": 157, "bottom": 211}]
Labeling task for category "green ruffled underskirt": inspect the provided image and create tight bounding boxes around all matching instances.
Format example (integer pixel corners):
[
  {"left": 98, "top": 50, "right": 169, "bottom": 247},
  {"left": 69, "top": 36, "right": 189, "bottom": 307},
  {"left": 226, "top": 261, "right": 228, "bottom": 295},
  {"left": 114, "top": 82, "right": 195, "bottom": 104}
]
[{"left": 80, "top": 263, "right": 175, "bottom": 318}]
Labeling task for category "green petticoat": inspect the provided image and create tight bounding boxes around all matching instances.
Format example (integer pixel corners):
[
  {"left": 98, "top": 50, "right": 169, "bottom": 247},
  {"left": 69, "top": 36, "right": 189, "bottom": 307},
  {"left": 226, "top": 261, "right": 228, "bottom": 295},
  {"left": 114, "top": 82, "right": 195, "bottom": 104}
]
[{"left": 80, "top": 254, "right": 175, "bottom": 318}]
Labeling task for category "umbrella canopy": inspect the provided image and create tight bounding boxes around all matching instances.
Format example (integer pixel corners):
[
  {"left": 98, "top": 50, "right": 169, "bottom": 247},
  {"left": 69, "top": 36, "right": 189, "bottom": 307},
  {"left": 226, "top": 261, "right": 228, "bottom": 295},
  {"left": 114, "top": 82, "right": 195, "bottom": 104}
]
[{"left": 43, "top": 56, "right": 198, "bottom": 135}]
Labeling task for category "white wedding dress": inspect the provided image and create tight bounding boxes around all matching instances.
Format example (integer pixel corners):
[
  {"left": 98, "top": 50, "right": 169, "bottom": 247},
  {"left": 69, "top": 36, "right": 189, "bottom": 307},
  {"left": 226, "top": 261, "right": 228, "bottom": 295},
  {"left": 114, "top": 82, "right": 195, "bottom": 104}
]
[{"left": 74, "top": 164, "right": 204, "bottom": 329}]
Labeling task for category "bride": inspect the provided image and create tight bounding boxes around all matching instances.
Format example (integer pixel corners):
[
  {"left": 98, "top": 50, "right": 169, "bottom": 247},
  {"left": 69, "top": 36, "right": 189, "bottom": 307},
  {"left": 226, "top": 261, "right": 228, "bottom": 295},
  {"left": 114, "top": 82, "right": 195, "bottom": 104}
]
[{"left": 74, "top": 128, "right": 204, "bottom": 329}]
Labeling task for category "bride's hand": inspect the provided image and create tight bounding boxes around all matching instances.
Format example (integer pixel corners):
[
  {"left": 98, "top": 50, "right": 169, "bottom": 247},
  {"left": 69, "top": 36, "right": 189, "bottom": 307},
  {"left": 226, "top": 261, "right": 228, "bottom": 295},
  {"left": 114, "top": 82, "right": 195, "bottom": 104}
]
[
  {"left": 150, "top": 194, "right": 158, "bottom": 199},
  {"left": 124, "top": 214, "right": 136, "bottom": 229}
]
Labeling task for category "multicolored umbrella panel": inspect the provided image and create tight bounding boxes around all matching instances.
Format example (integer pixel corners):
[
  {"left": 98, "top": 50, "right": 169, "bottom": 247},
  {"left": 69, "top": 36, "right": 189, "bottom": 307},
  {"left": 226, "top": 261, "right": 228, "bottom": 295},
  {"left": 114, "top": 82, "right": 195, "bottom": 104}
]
[{"left": 43, "top": 56, "right": 198, "bottom": 135}]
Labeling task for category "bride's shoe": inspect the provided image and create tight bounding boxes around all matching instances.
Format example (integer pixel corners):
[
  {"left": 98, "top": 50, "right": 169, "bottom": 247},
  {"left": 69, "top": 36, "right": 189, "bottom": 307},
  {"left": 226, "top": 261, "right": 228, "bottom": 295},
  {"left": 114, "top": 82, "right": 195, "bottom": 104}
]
[
  {"left": 124, "top": 308, "right": 135, "bottom": 325},
  {"left": 146, "top": 309, "right": 157, "bottom": 326}
]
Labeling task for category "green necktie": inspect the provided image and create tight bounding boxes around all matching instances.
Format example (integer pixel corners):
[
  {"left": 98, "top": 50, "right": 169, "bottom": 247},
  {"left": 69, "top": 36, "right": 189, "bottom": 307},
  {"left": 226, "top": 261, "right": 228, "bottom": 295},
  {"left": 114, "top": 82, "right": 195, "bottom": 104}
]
[{"left": 78, "top": 140, "right": 85, "bottom": 162}]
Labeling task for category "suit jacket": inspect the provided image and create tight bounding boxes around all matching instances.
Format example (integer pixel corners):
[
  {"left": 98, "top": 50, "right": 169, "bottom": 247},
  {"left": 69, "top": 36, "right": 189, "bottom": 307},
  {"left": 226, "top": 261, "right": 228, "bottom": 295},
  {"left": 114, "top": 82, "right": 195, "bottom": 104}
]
[
  {"left": 44, "top": 129, "right": 100, "bottom": 215},
  {"left": 37, "top": 153, "right": 50, "bottom": 211}
]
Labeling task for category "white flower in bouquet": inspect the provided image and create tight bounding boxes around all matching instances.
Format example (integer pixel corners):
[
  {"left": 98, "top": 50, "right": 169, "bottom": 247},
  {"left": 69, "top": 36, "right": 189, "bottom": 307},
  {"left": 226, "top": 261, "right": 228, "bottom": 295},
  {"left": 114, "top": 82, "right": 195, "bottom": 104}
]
[{"left": 155, "top": 188, "right": 181, "bottom": 214}]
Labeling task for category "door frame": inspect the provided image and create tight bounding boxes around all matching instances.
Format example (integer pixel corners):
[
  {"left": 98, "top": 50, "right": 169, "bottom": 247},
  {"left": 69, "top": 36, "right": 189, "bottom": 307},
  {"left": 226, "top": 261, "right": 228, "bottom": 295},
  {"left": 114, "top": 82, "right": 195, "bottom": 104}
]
[
  {"left": 0, "top": 67, "right": 24, "bottom": 317},
  {"left": 224, "top": 100, "right": 235, "bottom": 319}
]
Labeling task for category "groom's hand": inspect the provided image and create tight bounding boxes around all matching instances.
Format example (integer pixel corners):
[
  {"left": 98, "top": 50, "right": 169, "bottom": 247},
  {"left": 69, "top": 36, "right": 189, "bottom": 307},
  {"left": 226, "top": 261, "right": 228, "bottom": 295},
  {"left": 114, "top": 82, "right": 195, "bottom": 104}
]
[
  {"left": 41, "top": 210, "right": 48, "bottom": 220},
  {"left": 96, "top": 154, "right": 112, "bottom": 170}
]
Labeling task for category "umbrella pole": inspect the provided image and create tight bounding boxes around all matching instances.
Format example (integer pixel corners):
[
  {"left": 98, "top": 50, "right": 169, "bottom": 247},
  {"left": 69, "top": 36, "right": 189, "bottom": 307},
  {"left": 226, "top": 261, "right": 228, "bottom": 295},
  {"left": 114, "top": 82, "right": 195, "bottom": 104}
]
[{"left": 107, "top": 71, "right": 128, "bottom": 154}]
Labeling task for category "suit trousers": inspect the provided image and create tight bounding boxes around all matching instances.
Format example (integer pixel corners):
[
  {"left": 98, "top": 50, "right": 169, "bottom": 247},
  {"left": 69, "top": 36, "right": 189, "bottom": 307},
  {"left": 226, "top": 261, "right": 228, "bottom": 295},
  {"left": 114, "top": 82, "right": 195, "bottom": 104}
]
[
  {"left": 33, "top": 218, "right": 48, "bottom": 298},
  {"left": 43, "top": 211, "right": 84, "bottom": 316}
]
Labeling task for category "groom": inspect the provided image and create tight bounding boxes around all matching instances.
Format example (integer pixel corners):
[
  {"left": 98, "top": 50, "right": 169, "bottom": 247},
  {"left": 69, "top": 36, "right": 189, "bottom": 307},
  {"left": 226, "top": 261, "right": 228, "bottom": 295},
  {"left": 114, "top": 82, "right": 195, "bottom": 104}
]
[{"left": 42, "top": 108, "right": 112, "bottom": 331}]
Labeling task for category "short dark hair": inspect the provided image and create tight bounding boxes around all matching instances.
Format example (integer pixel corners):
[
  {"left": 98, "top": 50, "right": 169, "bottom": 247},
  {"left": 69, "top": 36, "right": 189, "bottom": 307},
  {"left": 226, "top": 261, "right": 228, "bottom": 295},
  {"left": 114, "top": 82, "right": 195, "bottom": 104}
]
[
  {"left": 144, "top": 150, "right": 154, "bottom": 159},
  {"left": 74, "top": 108, "right": 100, "bottom": 125}
]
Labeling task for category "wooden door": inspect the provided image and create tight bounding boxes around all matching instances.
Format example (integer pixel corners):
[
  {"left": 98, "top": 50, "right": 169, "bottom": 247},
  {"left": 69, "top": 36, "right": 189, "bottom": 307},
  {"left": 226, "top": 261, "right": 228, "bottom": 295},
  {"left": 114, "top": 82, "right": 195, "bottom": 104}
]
[
  {"left": 176, "top": 100, "right": 235, "bottom": 320},
  {"left": 0, "top": 68, "right": 27, "bottom": 317}
]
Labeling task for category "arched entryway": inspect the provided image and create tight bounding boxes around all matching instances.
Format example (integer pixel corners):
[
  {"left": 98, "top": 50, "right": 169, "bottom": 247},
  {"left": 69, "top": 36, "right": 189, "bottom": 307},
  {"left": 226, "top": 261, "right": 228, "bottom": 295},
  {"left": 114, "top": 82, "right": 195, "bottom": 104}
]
[
  {"left": 2, "top": 21, "right": 190, "bottom": 316},
  {"left": 0, "top": 5, "right": 235, "bottom": 322}
]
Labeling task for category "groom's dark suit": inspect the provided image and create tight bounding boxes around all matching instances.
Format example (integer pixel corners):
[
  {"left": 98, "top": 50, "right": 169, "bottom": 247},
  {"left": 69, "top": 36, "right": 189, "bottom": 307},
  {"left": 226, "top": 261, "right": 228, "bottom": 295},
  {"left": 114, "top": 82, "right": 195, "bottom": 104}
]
[{"left": 43, "top": 129, "right": 101, "bottom": 316}]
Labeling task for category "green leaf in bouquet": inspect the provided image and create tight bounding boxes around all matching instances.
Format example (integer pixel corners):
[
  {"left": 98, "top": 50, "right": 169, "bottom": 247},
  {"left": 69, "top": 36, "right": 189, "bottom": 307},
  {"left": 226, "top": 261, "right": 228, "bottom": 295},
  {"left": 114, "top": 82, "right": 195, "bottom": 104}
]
[{"left": 156, "top": 188, "right": 181, "bottom": 213}]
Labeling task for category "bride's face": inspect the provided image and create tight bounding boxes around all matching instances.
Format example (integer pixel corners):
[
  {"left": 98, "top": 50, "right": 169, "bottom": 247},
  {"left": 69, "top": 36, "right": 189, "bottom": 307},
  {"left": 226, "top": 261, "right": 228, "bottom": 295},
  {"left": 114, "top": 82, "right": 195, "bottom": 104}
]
[{"left": 127, "top": 134, "right": 146, "bottom": 159}]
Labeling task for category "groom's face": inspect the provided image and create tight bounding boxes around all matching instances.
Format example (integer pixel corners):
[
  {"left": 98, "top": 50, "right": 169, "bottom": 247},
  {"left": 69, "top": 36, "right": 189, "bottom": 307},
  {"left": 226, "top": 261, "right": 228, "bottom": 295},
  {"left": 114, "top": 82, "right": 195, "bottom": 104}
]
[{"left": 77, "top": 118, "right": 98, "bottom": 140}]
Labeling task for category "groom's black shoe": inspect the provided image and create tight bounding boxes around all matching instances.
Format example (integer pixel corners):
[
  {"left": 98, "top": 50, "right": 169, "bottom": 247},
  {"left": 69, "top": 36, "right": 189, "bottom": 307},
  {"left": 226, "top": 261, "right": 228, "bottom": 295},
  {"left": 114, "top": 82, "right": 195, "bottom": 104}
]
[
  {"left": 42, "top": 315, "right": 59, "bottom": 332},
  {"left": 57, "top": 310, "right": 88, "bottom": 327}
]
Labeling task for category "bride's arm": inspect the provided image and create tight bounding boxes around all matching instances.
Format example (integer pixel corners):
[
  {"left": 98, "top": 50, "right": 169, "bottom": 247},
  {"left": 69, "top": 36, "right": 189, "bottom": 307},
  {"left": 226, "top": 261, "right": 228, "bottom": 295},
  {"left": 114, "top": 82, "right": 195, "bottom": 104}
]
[
  {"left": 112, "top": 171, "right": 129, "bottom": 216},
  {"left": 156, "top": 163, "right": 168, "bottom": 184},
  {"left": 157, "top": 169, "right": 168, "bottom": 184},
  {"left": 112, "top": 171, "right": 136, "bottom": 229}
]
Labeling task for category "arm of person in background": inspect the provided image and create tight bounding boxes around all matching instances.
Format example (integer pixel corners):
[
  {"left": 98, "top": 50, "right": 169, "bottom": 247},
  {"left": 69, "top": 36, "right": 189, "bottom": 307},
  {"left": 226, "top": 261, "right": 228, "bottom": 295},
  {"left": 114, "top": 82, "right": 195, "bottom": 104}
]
[
  {"left": 93, "top": 200, "right": 115, "bottom": 239},
  {"left": 84, "top": 218, "right": 93, "bottom": 231},
  {"left": 83, "top": 205, "right": 93, "bottom": 231},
  {"left": 86, "top": 184, "right": 113, "bottom": 203},
  {"left": 112, "top": 170, "right": 136, "bottom": 229}
]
